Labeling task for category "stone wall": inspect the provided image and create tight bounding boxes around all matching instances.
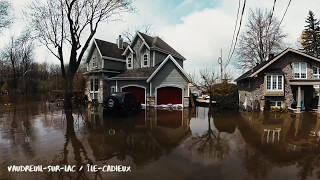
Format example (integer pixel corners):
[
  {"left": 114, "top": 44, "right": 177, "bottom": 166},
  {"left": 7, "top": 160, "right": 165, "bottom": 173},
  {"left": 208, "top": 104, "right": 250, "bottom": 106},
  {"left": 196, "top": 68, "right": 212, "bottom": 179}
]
[{"left": 238, "top": 51, "right": 320, "bottom": 111}]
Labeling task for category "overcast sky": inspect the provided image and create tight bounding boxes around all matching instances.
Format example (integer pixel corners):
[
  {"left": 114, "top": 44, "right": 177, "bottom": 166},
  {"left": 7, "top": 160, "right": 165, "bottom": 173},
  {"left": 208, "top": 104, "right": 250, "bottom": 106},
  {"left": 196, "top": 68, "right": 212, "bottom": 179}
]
[{"left": 2, "top": 0, "right": 320, "bottom": 79}]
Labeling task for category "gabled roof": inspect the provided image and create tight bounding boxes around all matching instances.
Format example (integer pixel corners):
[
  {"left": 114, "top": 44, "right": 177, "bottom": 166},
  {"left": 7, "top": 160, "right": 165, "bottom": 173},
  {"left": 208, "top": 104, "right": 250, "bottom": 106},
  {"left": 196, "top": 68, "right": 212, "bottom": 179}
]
[
  {"left": 235, "top": 48, "right": 320, "bottom": 82},
  {"left": 111, "top": 55, "right": 191, "bottom": 83},
  {"left": 147, "top": 55, "right": 191, "bottom": 83},
  {"left": 94, "top": 39, "right": 128, "bottom": 59},
  {"left": 137, "top": 32, "right": 186, "bottom": 60}
]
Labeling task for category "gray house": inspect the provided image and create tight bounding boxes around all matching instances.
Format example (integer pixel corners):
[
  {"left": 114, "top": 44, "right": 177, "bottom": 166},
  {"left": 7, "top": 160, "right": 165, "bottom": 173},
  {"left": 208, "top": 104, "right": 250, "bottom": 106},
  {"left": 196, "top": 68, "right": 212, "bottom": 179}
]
[
  {"left": 84, "top": 32, "right": 191, "bottom": 107},
  {"left": 235, "top": 48, "right": 320, "bottom": 113}
]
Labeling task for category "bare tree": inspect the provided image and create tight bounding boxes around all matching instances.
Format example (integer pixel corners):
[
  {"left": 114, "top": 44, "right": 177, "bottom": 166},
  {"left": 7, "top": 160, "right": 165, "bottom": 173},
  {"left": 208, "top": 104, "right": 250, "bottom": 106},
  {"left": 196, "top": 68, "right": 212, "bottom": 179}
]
[
  {"left": 1, "top": 36, "right": 19, "bottom": 90},
  {"left": 27, "top": 0, "right": 133, "bottom": 109},
  {"left": 0, "top": 0, "right": 13, "bottom": 32},
  {"left": 190, "top": 68, "right": 218, "bottom": 108},
  {"left": 16, "top": 31, "right": 35, "bottom": 94},
  {"left": 16, "top": 31, "right": 35, "bottom": 73},
  {"left": 122, "top": 23, "right": 153, "bottom": 43},
  {"left": 236, "top": 8, "right": 287, "bottom": 70}
]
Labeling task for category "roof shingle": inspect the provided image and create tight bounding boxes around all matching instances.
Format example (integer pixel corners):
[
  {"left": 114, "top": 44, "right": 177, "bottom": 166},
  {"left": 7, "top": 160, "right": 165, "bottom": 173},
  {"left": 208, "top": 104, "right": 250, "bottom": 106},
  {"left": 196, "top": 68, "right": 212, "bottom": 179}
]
[
  {"left": 94, "top": 39, "right": 128, "bottom": 60},
  {"left": 138, "top": 32, "right": 186, "bottom": 60},
  {"left": 112, "top": 66, "right": 158, "bottom": 79}
]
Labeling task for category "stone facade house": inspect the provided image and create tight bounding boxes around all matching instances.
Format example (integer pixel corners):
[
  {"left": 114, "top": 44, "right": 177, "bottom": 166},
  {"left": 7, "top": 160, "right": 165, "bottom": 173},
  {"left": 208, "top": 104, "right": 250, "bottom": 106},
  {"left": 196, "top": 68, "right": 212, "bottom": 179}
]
[
  {"left": 235, "top": 48, "right": 320, "bottom": 113},
  {"left": 84, "top": 32, "right": 191, "bottom": 107}
]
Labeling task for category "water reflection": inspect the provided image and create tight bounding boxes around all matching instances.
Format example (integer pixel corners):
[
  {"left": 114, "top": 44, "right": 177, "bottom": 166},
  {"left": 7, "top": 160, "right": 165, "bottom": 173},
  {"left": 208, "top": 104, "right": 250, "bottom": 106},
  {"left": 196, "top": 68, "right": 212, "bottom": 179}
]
[
  {"left": 238, "top": 112, "right": 320, "bottom": 179},
  {"left": 184, "top": 108, "right": 237, "bottom": 163},
  {"left": 3, "top": 97, "right": 320, "bottom": 179},
  {"left": 86, "top": 105, "right": 191, "bottom": 166}
]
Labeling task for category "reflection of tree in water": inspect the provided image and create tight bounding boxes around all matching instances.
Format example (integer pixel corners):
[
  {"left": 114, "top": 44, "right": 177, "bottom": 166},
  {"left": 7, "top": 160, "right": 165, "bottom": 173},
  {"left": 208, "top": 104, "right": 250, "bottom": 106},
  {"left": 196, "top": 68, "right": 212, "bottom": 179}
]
[
  {"left": 184, "top": 108, "right": 230, "bottom": 161},
  {"left": 51, "top": 110, "right": 102, "bottom": 180}
]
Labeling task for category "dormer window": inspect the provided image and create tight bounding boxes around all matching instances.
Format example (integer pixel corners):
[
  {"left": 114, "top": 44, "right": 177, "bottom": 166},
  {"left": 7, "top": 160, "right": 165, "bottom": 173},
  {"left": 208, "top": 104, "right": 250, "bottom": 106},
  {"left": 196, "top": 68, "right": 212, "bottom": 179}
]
[
  {"left": 142, "top": 53, "right": 149, "bottom": 67},
  {"left": 127, "top": 57, "right": 132, "bottom": 69}
]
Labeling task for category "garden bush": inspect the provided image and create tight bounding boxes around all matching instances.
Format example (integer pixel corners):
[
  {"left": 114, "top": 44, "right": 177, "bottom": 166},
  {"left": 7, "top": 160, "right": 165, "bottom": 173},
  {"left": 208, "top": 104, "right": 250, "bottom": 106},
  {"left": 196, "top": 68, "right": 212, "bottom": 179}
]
[{"left": 213, "top": 83, "right": 239, "bottom": 110}]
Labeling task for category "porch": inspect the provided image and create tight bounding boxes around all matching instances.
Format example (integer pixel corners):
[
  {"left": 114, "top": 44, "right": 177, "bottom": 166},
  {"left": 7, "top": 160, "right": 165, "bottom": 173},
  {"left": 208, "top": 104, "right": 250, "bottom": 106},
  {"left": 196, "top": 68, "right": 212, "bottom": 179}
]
[{"left": 289, "top": 79, "right": 320, "bottom": 113}]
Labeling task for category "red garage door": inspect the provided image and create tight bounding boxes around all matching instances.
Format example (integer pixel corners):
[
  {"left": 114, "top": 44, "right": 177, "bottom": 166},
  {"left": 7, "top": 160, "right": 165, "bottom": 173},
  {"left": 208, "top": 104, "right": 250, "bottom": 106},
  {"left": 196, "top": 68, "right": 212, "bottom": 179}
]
[
  {"left": 122, "top": 86, "right": 145, "bottom": 104},
  {"left": 157, "top": 87, "right": 182, "bottom": 105}
]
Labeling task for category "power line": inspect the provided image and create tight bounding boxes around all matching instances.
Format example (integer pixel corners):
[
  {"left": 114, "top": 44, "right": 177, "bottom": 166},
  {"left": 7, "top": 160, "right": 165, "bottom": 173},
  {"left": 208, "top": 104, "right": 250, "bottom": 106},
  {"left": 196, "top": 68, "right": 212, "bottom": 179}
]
[
  {"left": 225, "top": 0, "right": 246, "bottom": 67},
  {"left": 227, "top": 0, "right": 241, "bottom": 61},
  {"left": 269, "top": 0, "right": 292, "bottom": 50},
  {"left": 279, "top": 0, "right": 292, "bottom": 25},
  {"left": 266, "top": 0, "right": 277, "bottom": 54}
]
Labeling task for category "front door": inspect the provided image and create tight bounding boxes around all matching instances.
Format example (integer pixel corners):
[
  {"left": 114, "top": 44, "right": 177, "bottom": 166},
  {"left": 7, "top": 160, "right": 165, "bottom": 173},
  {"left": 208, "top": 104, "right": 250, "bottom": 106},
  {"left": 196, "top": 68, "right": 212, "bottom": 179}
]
[{"left": 296, "top": 90, "right": 305, "bottom": 111}]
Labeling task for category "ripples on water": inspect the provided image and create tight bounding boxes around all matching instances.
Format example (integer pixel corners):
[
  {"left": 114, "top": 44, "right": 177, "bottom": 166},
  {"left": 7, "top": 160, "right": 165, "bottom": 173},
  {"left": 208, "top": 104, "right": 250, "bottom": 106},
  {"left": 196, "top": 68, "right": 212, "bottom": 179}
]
[{"left": 1, "top": 96, "right": 320, "bottom": 179}]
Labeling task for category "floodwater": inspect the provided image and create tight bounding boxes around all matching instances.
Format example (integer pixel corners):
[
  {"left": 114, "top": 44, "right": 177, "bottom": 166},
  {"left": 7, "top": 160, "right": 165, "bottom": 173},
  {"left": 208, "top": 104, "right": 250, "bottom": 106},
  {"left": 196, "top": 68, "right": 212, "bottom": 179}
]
[{"left": 1, "top": 96, "right": 320, "bottom": 179}]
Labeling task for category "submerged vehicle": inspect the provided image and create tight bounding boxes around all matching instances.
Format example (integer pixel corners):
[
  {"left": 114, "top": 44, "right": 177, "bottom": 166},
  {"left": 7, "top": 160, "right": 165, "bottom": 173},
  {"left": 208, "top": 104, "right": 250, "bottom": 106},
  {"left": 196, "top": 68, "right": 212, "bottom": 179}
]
[{"left": 103, "top": 92, "right": 141, "bottom": 116}]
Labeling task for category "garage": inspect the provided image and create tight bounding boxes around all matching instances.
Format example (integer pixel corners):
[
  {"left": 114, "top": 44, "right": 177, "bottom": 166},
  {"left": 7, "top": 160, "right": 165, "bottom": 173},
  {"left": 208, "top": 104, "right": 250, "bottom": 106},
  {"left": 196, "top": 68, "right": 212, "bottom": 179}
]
[
  {"left": 157, "top": 87, "right": 182, "bottom": 105},
  {"left": 122, "top": 86, "right": 145, "bottom": 104}
]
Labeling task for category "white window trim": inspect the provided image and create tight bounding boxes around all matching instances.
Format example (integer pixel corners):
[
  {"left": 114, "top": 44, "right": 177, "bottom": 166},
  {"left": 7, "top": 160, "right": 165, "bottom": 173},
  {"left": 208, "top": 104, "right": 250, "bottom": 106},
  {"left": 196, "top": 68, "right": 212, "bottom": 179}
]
[
  {"left": 293, "top": 62, "right": 307, "bottom": 79},
  {"left": 89, "top": 77, "right": 99, "bottom": 100},
  {"left": 142, "top": 53, "right": 149, "bottom": 68},
  {"left": 126, "top": 54, "right": 133, "bottom": 69},
  {"left": 313, "top": 66, "right": 320, "bottom": 78},
  {"left": 313, "top": 66, "right": 320, "bottom": 88},
  {"left": 266, "top": 75, "right": 284, "bottom": 91},
  {"left": 270, "top": 101, "right": 283, "bottom": 107}
]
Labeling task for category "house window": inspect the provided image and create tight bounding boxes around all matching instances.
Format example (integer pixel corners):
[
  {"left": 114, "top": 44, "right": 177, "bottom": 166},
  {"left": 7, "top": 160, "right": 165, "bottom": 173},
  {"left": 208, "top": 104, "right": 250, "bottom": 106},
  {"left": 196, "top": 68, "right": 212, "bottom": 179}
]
[
  {"left": 90, "top": 79, "right": 94, "bottom": 91},
  {"left": 313, "top": 67, "right": 320, "bottom": 78},
  {"left": 94, "top": 79, "right": 99, "bottom": 91},
  {"left": 111, "top": 86, "right": 116, "bottom": 93},
  {"left": 127, "top": 57, "right": 132, "bottom": 69},
  {"left": 266, "top": 75, "right": 283, "bottom": 91},
  {"left": 143, "top": 54, "right": 148, "bottom": 67},
  {"left": 270, "top": 101, "right": 282, "bottom": 107},
  {"left": 90, "top": 78, "right": 99, "bottom": 91},
  {"left": 90, "top": 78, "right": 99, "bottom": 100},
  {"left": 92, "top": 57, "right": 98, "bottom": 68},
  {"left": 313, "top": 66, "right": 320, "bottom": 88},
  {"left": 294, "top": 62, "right": 307, "bottom": 79}
]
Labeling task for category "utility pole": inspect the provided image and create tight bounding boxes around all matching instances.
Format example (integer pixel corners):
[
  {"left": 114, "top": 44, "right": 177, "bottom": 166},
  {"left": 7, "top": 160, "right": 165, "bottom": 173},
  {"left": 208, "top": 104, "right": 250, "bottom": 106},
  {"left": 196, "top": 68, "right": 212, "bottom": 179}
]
[{"left": 218, "top": 49, "right": 223, "bottom": 82}]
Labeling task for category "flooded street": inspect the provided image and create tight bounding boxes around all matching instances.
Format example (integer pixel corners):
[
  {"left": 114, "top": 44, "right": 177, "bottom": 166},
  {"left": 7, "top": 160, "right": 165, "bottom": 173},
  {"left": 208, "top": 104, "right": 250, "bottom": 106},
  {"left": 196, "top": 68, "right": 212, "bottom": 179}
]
[{"left": 1, "top": 97, "right": 320, "bottom": 179}]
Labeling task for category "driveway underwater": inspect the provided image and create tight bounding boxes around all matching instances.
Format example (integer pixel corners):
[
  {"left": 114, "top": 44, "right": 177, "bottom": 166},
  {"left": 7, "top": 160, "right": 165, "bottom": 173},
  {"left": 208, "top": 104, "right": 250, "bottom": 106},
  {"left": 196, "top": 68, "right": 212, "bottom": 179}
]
[{"left": 1, "top": 97, "right": 320, "bottom": 179}]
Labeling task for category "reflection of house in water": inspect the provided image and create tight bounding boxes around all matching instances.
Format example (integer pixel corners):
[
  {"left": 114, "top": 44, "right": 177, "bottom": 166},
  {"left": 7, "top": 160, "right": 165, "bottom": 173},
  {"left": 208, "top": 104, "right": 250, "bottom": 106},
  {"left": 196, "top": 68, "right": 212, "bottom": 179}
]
[
  {"left": 85, "top": 106, "right": 192, "bottom": 165},
  {"left": 239, "top": 112, "right": 320, "bottom": 165}
]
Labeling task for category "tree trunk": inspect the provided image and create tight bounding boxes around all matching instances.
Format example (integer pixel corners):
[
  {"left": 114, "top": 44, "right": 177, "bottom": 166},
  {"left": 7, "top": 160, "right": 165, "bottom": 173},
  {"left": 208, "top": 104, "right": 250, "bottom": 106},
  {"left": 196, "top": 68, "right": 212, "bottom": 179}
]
[{"left": 64, "top": 75, "right": 74, "bottom": 110}]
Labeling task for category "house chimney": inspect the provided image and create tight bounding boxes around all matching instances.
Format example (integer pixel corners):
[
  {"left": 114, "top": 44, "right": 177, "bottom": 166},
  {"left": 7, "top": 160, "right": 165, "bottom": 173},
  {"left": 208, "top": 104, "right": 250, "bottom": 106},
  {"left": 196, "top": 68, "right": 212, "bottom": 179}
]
[
  {"left": 117, "top": 35, "right": 123, "bottom": 49},
  {"left": 268, "top": 53, "right": 274, "bottom": 60}
]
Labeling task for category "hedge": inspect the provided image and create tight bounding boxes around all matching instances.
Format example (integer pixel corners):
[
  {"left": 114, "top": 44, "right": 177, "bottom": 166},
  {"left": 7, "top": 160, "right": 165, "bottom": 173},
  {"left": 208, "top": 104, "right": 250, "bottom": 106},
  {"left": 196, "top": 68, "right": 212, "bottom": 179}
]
[{"left": 212, "top": 83, "right": 239, "bottom": 110}]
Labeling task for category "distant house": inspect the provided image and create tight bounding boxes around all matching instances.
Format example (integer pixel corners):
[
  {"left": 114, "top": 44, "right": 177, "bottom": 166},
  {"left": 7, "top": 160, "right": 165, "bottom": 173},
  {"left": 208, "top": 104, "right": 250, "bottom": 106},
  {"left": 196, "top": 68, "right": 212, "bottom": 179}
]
[
  {"left": 84, "top": 32, "right": 191, "bottom": 107},
  {"left": 235, "top": 48, "right": 320, "bottom": 113}
]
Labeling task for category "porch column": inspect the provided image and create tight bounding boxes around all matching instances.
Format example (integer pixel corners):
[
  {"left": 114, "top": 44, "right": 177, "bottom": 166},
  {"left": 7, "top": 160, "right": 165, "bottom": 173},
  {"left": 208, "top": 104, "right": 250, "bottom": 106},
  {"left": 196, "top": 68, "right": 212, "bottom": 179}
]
[
  {"left": 318, "top": 90, "right": 320, "bottom": 113},
  {"left": 296, "top": 86, "right": 301, "bottom": 113}
]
